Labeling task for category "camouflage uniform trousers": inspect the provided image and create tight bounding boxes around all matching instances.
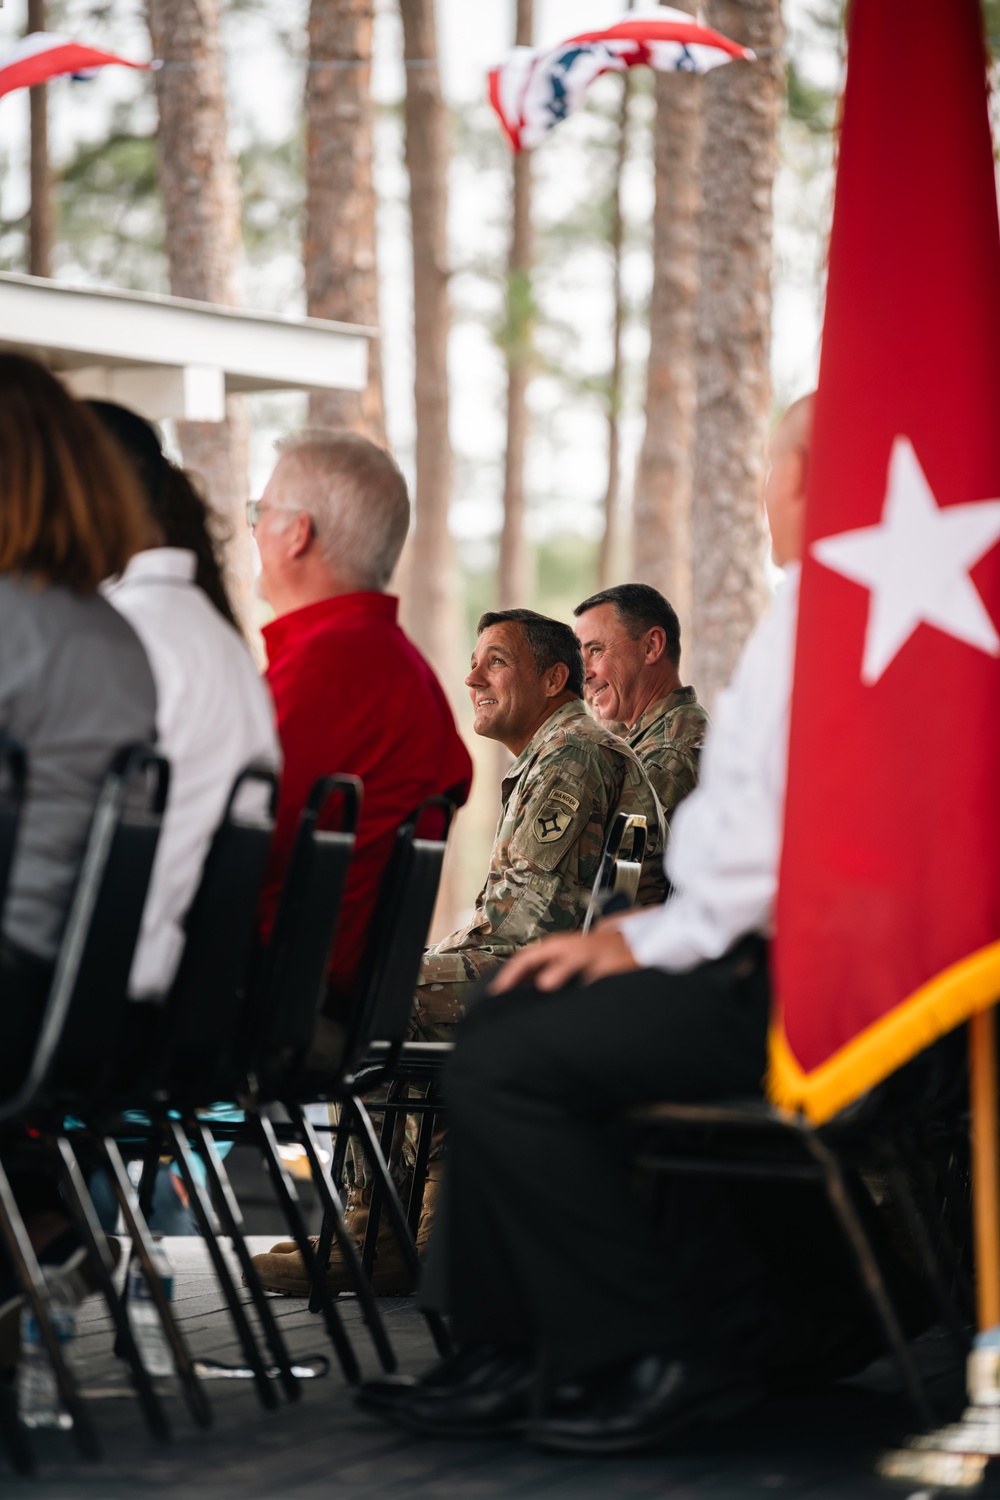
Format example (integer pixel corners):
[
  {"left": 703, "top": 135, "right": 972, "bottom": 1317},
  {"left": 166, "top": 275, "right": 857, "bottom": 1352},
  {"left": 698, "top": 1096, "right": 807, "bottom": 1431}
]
[{"left": 342, "top": 967, "right": 479, "bottom": 1195}]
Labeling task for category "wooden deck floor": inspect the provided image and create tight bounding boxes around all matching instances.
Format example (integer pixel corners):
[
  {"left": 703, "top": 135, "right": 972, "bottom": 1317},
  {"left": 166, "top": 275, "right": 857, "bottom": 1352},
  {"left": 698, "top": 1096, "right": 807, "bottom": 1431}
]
[{"left": 1, "top": 1236, "right": 967, "bottom": 1498}]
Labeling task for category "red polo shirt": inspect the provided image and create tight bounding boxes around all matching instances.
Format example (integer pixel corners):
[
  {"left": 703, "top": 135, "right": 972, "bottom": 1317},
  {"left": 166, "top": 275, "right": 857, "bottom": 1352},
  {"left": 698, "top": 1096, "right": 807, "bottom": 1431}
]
[{"left": 260, "top": 592, "right": 472, "bottom": 996}]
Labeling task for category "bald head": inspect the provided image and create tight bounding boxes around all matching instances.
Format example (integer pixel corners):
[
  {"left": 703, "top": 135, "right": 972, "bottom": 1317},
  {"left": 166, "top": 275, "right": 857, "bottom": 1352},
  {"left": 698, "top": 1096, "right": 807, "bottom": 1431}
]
[{"left": 765, "top": 392, "right": 815, "bottom": 567}]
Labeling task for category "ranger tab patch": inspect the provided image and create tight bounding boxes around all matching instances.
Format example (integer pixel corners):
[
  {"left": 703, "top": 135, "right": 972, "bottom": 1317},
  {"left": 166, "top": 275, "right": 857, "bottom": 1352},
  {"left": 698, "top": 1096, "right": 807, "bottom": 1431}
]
[{"left": 533, "top": 804, "right": 571, "bottom": 844}]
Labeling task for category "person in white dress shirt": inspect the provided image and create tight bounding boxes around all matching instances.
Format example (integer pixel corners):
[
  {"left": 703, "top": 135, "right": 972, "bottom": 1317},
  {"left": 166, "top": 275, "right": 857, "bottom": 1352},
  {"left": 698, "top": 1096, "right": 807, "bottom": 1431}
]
[
  {"left": 92, "top": 403, "right": 280, "bottom": 1000},
  {"left": 359, "top": 396, "right": 820, "bottom": 1451}
]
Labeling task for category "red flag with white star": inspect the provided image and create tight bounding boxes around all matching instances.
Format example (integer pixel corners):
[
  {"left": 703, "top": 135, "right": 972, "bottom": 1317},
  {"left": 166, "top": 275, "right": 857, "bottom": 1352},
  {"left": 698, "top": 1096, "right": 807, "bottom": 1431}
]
[{"left": 770, "top": 0, "right": 1000, "bottom": 1123}]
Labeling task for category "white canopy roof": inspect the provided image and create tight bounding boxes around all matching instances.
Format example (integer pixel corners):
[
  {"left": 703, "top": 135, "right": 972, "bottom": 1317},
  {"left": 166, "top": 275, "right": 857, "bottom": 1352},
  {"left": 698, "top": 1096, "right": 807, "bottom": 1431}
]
[{"left": 0, "top": 272, "right": 374, "bottom": 422}]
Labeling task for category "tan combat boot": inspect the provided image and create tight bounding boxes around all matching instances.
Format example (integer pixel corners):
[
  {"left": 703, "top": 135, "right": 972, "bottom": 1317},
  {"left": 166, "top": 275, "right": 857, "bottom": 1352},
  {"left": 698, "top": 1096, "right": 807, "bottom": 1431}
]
[{"left": 247, "top": 1169, "right": 441, "bottom": 1297}]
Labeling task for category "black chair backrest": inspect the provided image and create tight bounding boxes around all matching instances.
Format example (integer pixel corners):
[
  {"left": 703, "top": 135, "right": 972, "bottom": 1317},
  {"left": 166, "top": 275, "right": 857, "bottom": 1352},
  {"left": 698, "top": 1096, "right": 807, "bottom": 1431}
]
[
  {"left": 0, "top": 734, "right": 26, "bottom": 925},
  {"left": 583, "top": 812, "right": 648, "bottom": 934},
  {"left": 0, "top": 744, "right": 168, "bottom": 1117},
  {"left": 247, "top": 774, "right": 361, "bottom": 1084},
  {"left": 338, "top": 797, "right": 455, "bottom": 1081},
  {"left": 149, "top": 763, "right": 278, "bottom": 1100}
]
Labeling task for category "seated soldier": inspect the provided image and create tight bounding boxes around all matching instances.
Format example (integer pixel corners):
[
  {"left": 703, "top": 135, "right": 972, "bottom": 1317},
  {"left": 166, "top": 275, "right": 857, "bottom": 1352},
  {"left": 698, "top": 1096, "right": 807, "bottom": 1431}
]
[
  {"left": 414, "top": 608, "right": 666, "bottom": 1042},
  {"left": 573, "top": 583, "right": 709, "bottom": 822},
  {"left": 250, "top": 608, "right": 665, "bottom": 1302}
]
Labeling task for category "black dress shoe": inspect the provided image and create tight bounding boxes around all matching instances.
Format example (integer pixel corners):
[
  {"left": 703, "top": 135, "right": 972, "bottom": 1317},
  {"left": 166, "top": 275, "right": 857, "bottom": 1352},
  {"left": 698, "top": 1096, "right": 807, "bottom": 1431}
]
[
  {"left": 356, "top": 1345, "right": 508, "bottom": 1414},
  {"left": 529, "top": 1353, "right": 761, "bottom": 1456},
  {"left": 392, "top": 1349, "right": 535, "bottom": 1438}
]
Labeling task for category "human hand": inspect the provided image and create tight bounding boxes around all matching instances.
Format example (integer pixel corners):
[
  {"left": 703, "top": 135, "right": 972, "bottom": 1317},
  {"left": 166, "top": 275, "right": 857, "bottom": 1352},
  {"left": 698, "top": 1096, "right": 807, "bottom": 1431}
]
[{"left": 487, "top": 922, "right": 639, "bottom": 995}]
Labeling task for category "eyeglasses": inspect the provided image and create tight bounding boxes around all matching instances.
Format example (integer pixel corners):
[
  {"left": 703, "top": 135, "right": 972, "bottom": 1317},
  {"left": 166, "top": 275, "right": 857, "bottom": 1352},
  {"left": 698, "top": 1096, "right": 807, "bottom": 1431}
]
[{"left": 246, "top": 499, "right": 310, "bottom": 531}]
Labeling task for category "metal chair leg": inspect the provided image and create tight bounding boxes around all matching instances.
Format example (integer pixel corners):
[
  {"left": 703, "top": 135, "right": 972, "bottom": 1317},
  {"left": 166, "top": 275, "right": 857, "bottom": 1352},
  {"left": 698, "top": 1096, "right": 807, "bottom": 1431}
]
[
  {"left": 98, "top": 1136, "right": 212, "bottom": 1430},
  {"left": 874, "top": 1134, "right": 972, "bottom": 1368},
  {"left": 360, "top": 1091, "right": 401, "bottom": 1276},
  {"left": 895, "top": 1130, "right": 976, "bottom": 1323},
  {"left": 286, "top": 1104, "right": 396, "bottom": 1373},
  {"left": 251, "top": 1114, "right": 361, "bottom": 1384},
  {"left": 53, "top": 1136, "right": 171, "bottom": 1442},
  {"left": 350, "top": 1097, "right": 452, "bottom": 1357},
  {"left": 309, "top": 1100, "right": 353, "bottom": 1317},
  {"left": 0, "top": 1157, "right": 101, "bottom": 1458},
  {"left": 407, "top": 1095, "right": 437, "bottom": 1240},
  {"left": 804, "top": 1132, "right": 935, "bottom": 1428},
  {"left": 185, "top": 1117, "right": 300, "bottom": 1405},
  {"left": 164, "top": 1120, "right": 278, "bottom": 1411},
  {"left": 111, "top": 1130, "right": 163, "bottom": 1358}
]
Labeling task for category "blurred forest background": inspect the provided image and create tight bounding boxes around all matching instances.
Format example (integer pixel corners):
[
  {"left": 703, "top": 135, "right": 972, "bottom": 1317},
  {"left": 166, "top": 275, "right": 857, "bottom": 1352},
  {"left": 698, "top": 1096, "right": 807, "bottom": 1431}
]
[{"left": 4, "top": 0, "right": 989, "bottom": 931}]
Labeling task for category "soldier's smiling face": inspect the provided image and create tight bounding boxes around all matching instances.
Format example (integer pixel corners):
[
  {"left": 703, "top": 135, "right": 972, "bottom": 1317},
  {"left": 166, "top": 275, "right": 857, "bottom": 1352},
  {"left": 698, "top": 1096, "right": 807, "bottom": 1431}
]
[
  {"left": 466, "top": 623, "right": 555, "bottom": 751},
  {"left": 574, "top": 604, "right": 649, "bottom": 727}
]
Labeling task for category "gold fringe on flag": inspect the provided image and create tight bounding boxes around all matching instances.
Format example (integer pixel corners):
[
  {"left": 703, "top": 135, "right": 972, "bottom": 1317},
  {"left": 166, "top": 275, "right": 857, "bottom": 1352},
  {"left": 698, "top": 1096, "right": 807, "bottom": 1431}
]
[{"left": 768, "top": 939, "right": 1000, "bottom": 1124}]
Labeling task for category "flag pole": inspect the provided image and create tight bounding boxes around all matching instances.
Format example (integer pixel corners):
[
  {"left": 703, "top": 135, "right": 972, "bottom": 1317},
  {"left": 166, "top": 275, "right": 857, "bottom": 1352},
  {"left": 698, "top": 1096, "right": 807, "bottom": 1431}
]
[
  {"left": 878, "top": 1005, "right": 1000, "bottom": 1489},
  {"left": 970, "top": 1007, "right": 1000, "bottom": 1334}
]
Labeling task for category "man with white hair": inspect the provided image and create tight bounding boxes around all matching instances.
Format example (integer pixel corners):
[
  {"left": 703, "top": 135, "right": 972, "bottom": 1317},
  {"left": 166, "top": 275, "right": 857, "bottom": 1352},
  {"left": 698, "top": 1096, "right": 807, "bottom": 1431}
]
[{"left": 252, "top": 430, "right": 472, "bottom": 1002}]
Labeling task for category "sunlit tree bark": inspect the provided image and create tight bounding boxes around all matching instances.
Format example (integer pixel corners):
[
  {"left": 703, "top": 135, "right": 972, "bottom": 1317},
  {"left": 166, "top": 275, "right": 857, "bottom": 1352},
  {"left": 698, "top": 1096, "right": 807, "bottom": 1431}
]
[
  {"left": 304, "top": 0, "right": 385, "bottom": 441},
  {"left": 631, "top": 10, "right": 703, "bottom": 632},
  {"left": 497, "top": 0, "right": 534, "bottom": 609},
  {"left": 398, "top": 0, "right": 456, "bottom": 683},
  {"left": 146, "top": 0, "right": 253, "bottom": 626},
  {"left": 27, "top": 0, "right": 52, "bottom": 277},
  {"left": 596, "top": 71, "right": 632, "bottom": 591},
  {"left": 688, "top": 0, "right": 785, "bottom": 706}
]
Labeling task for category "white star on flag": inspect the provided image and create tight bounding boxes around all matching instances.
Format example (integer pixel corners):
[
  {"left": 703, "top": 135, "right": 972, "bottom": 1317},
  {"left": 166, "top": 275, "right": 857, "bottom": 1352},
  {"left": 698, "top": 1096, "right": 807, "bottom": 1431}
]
[{"left": 810, "top": 436, "right": 1000, "bottom": 684}]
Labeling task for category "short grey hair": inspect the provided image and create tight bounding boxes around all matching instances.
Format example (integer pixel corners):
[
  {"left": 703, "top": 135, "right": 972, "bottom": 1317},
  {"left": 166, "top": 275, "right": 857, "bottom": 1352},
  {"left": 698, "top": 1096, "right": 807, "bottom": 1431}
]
[{"left": 274, "top": 430, "right": 410, "bottom": 590}]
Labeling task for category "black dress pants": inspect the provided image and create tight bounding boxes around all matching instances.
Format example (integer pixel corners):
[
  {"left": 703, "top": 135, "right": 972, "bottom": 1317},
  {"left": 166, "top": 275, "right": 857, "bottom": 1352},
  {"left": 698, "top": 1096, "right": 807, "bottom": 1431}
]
[{"left": 421, "top": 937, "right": 772, "bottom": 1381}]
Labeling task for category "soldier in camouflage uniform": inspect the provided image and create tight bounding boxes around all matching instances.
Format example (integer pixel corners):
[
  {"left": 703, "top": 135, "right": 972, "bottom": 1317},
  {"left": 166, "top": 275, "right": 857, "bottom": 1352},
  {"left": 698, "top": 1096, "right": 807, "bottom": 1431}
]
[
  {"left": 573, "top": 583, "right": 710, "bottom": 823},
  {"left": 414, "top": 609, "right": 666, "bottom": 1040}
]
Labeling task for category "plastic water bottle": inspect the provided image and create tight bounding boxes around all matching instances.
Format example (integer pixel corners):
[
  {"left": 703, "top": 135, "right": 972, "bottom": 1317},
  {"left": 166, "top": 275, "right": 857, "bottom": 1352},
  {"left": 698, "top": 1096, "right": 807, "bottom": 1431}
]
[
  {"left": 126, "top": 1238, "right": 174, "bottom": 1378},
  {"left": 18, "top": 1289, "right": 76, "bottom": 1430}
]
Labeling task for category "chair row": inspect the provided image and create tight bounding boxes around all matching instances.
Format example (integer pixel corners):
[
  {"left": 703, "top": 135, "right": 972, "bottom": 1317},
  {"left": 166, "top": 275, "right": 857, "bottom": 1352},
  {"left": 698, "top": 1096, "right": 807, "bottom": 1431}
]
[{"left": 0, "top": 737, "right": 457, "bottom": 1471}]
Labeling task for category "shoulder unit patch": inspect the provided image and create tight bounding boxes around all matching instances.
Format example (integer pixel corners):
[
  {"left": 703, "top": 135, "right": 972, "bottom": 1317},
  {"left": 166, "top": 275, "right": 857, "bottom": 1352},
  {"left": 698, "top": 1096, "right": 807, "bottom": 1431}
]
[{"left": 533, "top": 804, "right": 571, "bottom": 844}]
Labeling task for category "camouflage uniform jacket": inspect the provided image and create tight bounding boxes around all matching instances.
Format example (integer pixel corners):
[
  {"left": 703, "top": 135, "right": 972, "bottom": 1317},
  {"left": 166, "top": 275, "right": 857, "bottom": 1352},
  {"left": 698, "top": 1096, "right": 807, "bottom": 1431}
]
[
  {"left": 414, "top": 699, "right": 666, "bottom": 1033},
  {"left": 626, "top": 686, "right": 710, "bottom": 824}
]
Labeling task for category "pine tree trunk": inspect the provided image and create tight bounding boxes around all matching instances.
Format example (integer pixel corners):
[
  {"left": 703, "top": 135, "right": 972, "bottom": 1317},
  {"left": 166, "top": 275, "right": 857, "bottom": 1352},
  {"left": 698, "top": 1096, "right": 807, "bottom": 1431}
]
[
  {"left": 398, "top": 0, "right": 455, "bottom": 682},
  {"left": 631, "top": 30, "right": 703, "bottom": 633},
  {"left": 497, "top": 0, "right": 534, "bottom": 610},
  {"left": 305, "top": 0, "right": 385, "bottom": 442},
  {"left": 596, "top": 73, "right": 631, "bottom": 591},
  {"left": 398, "top": 0, "right": 466, "bottom": 942},
  {"left": 146, "top": 0, "right": 253, "bottom": 628},
  {"left": 688, "top": 0, "right": 784, "bottom": 707},
  {"left": 26, "top": 0, "right": 52, "bottom": 278}
]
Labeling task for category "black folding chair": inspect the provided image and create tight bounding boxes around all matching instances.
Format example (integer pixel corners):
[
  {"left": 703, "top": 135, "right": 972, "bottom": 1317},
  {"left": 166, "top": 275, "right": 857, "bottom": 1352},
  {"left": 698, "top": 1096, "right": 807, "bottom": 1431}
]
[
  {"left": 582, "top": 811, "right": 648, "bottom": 933},
  {"left": 242, "top": 775, "right": 362, "bottom": 1096},
  {"left": 0, "top": 735, "right": 26, "bottom": 923},
  {"left": 230, "top": 774, "right": 396, "bottom": 1384},
  {"left": 0, "top": 745, "right": 172, "bottom": 1467},
  {"left": 90, "top": 764, "right": 301, "bottom": 1417},
  {"left": 250, "top": 797, "right": 456, "bottom": 1358},
  {"left": 628, "top": 1033, "right": 972, "bottom": 1430}
]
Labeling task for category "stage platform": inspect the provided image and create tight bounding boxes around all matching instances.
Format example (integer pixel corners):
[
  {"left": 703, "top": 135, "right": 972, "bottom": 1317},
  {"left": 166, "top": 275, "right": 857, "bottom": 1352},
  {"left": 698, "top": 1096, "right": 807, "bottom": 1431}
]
[{"left": 1, "top": 1237, "right": 966, "bottom": 1498}]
